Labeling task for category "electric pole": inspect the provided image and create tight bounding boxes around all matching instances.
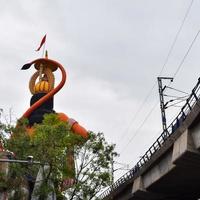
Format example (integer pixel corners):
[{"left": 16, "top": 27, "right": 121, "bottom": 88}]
[{"left": 157, "top": 77, "right": 173, "bottom": 136}]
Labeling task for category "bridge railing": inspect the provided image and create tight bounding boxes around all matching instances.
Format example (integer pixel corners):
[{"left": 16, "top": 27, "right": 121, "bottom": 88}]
[{"left": 99, "top": 77, "right": 200, "bottom": 199}]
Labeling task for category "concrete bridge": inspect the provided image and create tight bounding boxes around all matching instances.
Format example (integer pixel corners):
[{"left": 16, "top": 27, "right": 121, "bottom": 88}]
[{"left": 99, "top": 78, "right": 200, "bottom": 200}]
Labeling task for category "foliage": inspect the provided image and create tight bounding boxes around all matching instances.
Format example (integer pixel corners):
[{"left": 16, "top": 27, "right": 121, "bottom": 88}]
[
  {"left": 0, "top": 113, "right": 118, "bottom": 199},
  {"left": 66, "top": 132, "right": 118, "bottom": 200}
]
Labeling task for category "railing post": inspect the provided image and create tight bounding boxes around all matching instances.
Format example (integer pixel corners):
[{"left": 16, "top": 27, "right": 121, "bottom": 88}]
[
  {"left": 186, "top": 99, "right": 192, "bottom": 110},
  {"left": 192, "top": 89, "right": 198, "bottom": 101}
]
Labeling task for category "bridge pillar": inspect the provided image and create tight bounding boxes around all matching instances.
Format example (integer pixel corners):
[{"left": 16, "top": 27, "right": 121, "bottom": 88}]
[
  {"left": 172, "top": 129, "right": 200, "bottom": 166},
  {"left": 132, "top": 176, "right": 144, "bottom": 194},
  {"left": 191, "top": 118, "right": 200, "bottom": 149},
  {"left": 132, "top": 176, "right": 166, "bottom": 200},
  {"left": 102, "top": 98, "right": 200, "bottom": 200}
]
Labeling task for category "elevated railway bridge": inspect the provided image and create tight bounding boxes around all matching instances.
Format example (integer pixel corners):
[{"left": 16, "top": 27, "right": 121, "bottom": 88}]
[{"left": 99, "top": 78, "right": 200, "bottom": 200}]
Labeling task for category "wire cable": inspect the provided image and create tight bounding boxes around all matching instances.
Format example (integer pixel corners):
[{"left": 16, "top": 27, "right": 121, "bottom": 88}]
[
  {"left": 159, "top": 0, "right": 194, "bottom": 76},
  {"left": 120, "top": 101, "right": 158, "bottom": 154},
  {"left": 121, "top": 28, "right": 200, "bottom": 153},
  {"left": 119, "top": 85, "right": 157, "bottom": 140},
  {"left": 166, "top": 86, "right": 189, "bottom": 94},
  {"left": 119, "top": 27, "right": 199, "bottom": 153},
  {"left": 166, "top": 98, "right": 187, "bottom": 108},
  {"left": 118, "top": 0, "right": 194, "bottom": 142},
  {"left": 172, "top": 29, "right": 200, "bottom": 78},
  {"left": 164, "top": 94, "right": 189, "bottom": 99}
]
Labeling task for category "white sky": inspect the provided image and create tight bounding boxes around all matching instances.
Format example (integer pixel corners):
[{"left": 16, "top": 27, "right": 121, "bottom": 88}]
[{"left": 0, "top": 0, "right": 200, "bottom": 180}]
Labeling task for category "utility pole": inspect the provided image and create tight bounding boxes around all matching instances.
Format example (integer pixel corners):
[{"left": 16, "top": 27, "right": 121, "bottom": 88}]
[{"left": 157, "top": 77, "right": 173, "bottom": 136}]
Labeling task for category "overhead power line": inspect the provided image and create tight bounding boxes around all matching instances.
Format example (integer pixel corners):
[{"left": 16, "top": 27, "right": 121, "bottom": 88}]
[
  {"left": 166, "top": 98, "right": 186, "bottom": 108},
  {"left": 164, "top": 96, "right": 188, "bottom": 108},
  {"left": 172, "top": 29, "right": 200, "bottom": 78},
  {"left": 119, "top": 2, "right": 199, "bottom": 155},
  {"left": 166, "top": 86, "right": 189, "bottom": 94},
  {"left": 164, "top": 94, "right": 189, "bottom": 99},
  {"left": 120, "top": 28, "right": 200, "bottom": 154},
  {"left": 119, "top": 85, "right": 156, "bottom": 141},
  {"left": 120, "top": 101, "right": 158, "bottom": 154},
  {"left": 159, "top": 0, "right": 194, "bottom": 75},
  {"left": 118, "top": 0, "right": 195, "bottom": 149}
]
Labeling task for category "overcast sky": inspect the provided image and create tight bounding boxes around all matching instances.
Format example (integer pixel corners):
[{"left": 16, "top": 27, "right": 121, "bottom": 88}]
[{"left": 0, "top": 0, "right": 200, "bottom": 180}]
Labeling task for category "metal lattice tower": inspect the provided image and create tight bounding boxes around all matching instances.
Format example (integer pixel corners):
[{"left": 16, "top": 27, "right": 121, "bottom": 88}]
[{"left": 157, "top": 77, "right": 173, "bottom": 135}]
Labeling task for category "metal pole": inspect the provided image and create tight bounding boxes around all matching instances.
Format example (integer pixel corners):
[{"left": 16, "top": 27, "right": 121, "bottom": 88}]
[{"left": 157, "top": 77, "right": 173, "bottom": 136}]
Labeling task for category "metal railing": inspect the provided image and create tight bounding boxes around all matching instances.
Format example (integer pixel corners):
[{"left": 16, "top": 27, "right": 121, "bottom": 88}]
[
  {"left": 99, "top": 78, "right": 200, "bottom": 199},
  {"left": 0, "top": 158, "right": 41, "bottom": 165}
]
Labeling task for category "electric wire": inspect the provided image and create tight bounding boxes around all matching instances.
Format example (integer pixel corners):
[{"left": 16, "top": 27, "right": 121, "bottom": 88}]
[
  {"left": 170, "top": 105, "right": 183, "bottom": 108},
  {"left": 118, "top": 0, "right": 194, "bottom": 142},
  {"left": 120, "top": 15, "right": 199, "bottom": 155},
  {"left": 166, "top": 86, "right": 189, "bottom": 94},
  {"left": 158, "top": 0, "right": 194, "bottom": 76},
  {"left": 165, "top": 96, "right": 188, "bottom": 103},
  {"left": 166, "top": 98, "right": 187, "bottom": 108},
  {"left": 172, "top": 29, "right": 200, "bottom": 78},
  {"left": 164, "top": 94, "right": 189, "bottom": 99},
  {"left": 164, "top": 94, "right": 188, "bottom": 107},
  {"left": 120, "top": 101, "right": 158, "bottom": 154},
  {"left": 118, "top": 85, "right": 157, "bottom": 141}
]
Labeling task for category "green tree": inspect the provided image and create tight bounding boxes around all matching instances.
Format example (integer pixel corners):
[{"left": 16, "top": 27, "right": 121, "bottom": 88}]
[
  {"left": 66, "top": 132, "right": 117, "bottom": 200},
  {"left": 0, "top": 113, "right": 117, "bottom": 199}
]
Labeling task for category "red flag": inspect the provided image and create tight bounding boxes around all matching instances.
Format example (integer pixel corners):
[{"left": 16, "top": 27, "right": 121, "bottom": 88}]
[{"left": 36, "top": 34, "right": 46, "bottom": 51}]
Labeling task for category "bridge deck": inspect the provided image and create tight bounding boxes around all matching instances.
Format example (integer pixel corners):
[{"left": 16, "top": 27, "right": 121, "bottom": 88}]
[{"left": 100, "top": 78, "right": 200, "bottom": 200}]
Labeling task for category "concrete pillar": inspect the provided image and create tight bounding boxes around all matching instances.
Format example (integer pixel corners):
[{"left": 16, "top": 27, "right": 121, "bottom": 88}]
[
  {"left": 142, "top": 151, "right": 174, "bottom": 189},
  {"left": 132, "top": 176, "right": 144, "bottom": 194},
  {"left": 132, "top": 176, "right": 166, "bottom": 200},
  {"left": 191, "top": 120, "right": 200, "bottom": 149},
  {"left": 172, "top": 129, "right": 200, "bottom": 166}
]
